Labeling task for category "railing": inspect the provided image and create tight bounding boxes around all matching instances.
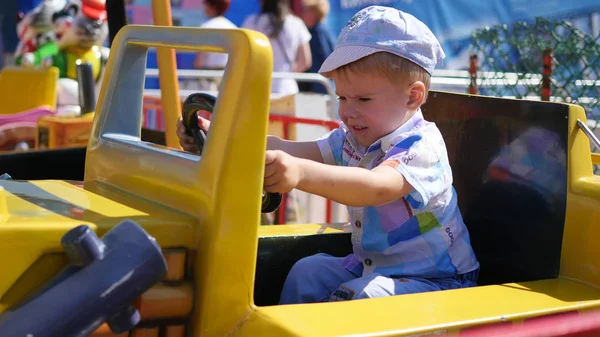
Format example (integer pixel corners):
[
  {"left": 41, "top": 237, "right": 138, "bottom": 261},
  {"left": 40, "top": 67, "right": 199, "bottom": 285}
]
[
  {"left": 578, "top": 119, "right": 600, "bottom": 149},
  {"left": 144, "top": 68, "right": 339, "bottom": 119},
  {"left": 268, "top": 114, "right": 340, "bottom": 224},
  {"left": 144, "top": 68, "right": 599, "bottom": 104}
]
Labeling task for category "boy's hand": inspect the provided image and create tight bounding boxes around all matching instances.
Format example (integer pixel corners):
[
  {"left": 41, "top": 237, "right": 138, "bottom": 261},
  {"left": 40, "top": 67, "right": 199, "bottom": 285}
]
[
  {"left": 264, "top": 150, "right": 303, "bottom": 193},
  {"left": 176, "top": 114, "right": 211, "bottom": 154}
]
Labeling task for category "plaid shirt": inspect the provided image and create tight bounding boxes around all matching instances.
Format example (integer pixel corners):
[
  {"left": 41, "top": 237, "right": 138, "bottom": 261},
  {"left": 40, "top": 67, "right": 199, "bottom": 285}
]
[{"left": 317, "top": 109, "right": 479, "bottom": 278}]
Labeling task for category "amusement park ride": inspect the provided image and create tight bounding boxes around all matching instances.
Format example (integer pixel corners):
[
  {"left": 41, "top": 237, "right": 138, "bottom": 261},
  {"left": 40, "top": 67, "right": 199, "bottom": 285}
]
[{"left": 1, "top": 0, "right": 600, "bottom": 336}]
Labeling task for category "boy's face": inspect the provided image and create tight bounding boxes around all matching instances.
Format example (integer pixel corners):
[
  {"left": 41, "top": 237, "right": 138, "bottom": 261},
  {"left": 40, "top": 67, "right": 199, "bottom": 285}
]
[{"left": 333, "top": 70, "right": 417, "bottom": 147}]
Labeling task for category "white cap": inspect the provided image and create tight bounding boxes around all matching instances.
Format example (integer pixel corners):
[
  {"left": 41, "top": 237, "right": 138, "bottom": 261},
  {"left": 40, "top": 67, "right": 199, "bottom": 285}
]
[{"left": 319, "top": 6, "right": 445, "bottom": 75}]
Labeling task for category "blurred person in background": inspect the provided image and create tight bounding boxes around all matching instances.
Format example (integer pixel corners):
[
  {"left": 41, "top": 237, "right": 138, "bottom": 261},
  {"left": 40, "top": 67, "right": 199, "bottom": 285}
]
[
  {"left": 192, "top": 0, "right": 237, "bottom": 90},
  {"left": 242, "top": 0, "right": 312, "bottom": 95},
  {"left": 298, "top": 0, "right": 335, "bottom": 94}
]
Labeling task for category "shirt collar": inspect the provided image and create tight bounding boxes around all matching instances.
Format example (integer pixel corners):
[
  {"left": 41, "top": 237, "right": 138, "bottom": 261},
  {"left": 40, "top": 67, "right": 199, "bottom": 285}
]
[{"left": 378, "top": 109, "right": 424, "bottom": 152}]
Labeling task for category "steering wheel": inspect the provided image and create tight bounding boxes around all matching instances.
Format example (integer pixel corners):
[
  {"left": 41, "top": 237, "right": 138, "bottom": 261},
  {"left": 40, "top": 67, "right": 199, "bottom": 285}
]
[{"left": 181, "top": 93, "right": 282, "bottom": 214}]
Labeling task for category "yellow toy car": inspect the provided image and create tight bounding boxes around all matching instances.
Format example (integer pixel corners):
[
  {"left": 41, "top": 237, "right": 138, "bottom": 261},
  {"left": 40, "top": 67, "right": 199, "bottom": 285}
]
[{"left": 1, "top": 25, "right": 600, "bottom": 337}]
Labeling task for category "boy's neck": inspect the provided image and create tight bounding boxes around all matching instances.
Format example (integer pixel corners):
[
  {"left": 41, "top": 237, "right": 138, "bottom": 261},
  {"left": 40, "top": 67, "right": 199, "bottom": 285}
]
[
  {"left": 394, "top": 108, "right": 418, "bottom": 130},
  {"left": 404, "top": 109, "right": 418, "bottom": 121}
]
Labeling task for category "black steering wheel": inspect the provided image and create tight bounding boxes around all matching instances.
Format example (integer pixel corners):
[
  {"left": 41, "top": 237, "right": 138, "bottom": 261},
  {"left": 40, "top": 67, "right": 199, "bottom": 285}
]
[{"left": 181, "top": 93, "right": 282, "bottom": 214}]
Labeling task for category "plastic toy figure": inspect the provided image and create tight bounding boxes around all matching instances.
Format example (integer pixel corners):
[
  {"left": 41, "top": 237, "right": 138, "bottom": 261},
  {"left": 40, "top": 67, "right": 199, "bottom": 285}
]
[
  {"left": 17, "top": 0, "right": 109, "bottom": 80},
  {"left": 51, "top": 0, "right": 110, "bottom": 113},
  {"left": 14, "top": 0, "right": 67, "bottom": 67},
  {"left": 16, "top": 0, "right": 110, "bottom": 115},
  {"left": 50, "top": 0, "right": 109, "bottom": 81}
]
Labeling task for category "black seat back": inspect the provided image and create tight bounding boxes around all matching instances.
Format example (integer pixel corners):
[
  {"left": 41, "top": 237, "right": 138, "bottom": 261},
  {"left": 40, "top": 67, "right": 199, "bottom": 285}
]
[{"left": 422, "top": 91, "right": 569, "bottom": 285}]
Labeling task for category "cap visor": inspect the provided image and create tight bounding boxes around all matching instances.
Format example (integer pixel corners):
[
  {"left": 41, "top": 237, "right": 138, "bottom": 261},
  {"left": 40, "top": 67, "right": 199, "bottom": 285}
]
[{"left": 318, "top": 45, "right": 382, "bottom": 74}]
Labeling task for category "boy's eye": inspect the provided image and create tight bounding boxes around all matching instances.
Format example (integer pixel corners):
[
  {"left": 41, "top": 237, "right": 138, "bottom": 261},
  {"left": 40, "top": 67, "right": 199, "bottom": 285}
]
[
  {"left": 359, "top": 97, "right": 371, "bottom": 102},
  {"left": 337, "top": 96, "right": 346, "bottom": 101}
]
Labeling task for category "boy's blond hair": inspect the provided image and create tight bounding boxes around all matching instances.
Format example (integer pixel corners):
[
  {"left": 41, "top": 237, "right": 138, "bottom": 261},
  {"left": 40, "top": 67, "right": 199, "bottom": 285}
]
[
  {"left": 322, "top": 52, "right": 432, "bottom": 97},
  {"left": 302, "top": 0, "right": 330, "bottom": 23}
]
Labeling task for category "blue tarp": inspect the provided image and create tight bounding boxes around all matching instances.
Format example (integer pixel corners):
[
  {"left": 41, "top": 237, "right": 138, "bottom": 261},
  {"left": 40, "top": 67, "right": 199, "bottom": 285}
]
[{"left": 325, "top": 0, "right": 600, "bottom": 70}]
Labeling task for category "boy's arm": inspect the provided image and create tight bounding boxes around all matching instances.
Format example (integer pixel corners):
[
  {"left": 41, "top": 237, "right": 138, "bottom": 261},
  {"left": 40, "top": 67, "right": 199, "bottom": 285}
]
[
  {"left": 267, "top": 136, "right": 323, "bottom": 163},
  {"left": 294, "top": 158, "right": 413, "bottom": 207},
  {"left": 263, "top": 149, "right": 412, "bottom": 207},
  {"left": 265, "top": 129, "right": 447, "bottom": 208}
]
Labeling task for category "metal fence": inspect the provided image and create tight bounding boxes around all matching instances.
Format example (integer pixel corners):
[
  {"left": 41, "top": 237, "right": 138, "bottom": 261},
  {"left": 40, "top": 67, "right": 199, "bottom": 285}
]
[{"left": 470, "top": 17, "right": 600, "bottom": 171}]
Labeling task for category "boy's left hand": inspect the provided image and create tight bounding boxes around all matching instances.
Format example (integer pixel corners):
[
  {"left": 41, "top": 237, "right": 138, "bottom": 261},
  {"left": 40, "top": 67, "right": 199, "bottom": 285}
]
[{"left": 264, "top": 150, "right": 302, "bottom": 193}]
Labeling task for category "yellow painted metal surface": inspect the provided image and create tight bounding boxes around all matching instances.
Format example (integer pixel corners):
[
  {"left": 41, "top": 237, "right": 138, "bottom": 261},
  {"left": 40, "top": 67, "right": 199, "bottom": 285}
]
[
  {"left": 3, "top": 23, "right": 600, "bottom": 336},
  {"left": 0, "top": 253, "right": 66, "bottom": 313},
  {"left": 249, "top": 278, "right": 600, "bottom": 336},
  {"left": 151, "top": 0, "right": 182, "bottom": 150},
  {"left": 0, "top": 67, "right": 58, "bottom": 114},
  {"left": 591, "top": 153, "right": 600, "bottom": 166},
  {"left": 560, "top": 106, "right": 600, "bottom": 286},
  {"left": 0, "top": 179, "right": 196, "bottom": 311},
  {"left": 258, "top": 223, "right": 351, "bottom": 237},
  {"left": 85, "top": 25, "right": 273, "bottom": 337}
]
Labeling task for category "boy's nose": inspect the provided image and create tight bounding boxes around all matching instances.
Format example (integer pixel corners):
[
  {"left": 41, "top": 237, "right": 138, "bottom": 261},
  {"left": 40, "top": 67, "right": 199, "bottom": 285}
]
[{"left": 342, "top": 106, "right": 360, "bottom": 119}]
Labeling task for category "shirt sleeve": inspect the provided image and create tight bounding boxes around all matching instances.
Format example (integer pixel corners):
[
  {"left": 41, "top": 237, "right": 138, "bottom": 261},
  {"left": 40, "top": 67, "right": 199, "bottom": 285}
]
[
  {"left": 379, "top": 133, "right": 449, "bottom": 209},
  {"left": 286, "top": 15, "right": 311, "bottom": 44},
  {"left": 200, "top": 18, "right": 213, "bottom": 28},
  {"left": 315, "top": 124, "right": 347, "bottom": 166}
]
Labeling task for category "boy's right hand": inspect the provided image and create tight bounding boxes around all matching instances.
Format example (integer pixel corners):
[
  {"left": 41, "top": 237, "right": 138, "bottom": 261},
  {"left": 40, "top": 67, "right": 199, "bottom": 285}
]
[{"left": 176, "top": 113, "right": 211, "bottom": 154}]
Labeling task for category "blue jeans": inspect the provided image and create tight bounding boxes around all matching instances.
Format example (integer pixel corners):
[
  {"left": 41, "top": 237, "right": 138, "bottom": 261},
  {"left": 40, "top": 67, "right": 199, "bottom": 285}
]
[{"left": 279, "top": 253, "right": 479, "bottom": 304}]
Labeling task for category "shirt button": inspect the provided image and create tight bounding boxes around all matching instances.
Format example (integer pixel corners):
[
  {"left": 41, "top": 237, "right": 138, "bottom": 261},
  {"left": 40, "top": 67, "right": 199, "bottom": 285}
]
[
  {"left": 355, "top": 220, "right": 362, "bottom": 228},
  {"left": 364, "top": 258, "right": 372, "bottom": 266}
]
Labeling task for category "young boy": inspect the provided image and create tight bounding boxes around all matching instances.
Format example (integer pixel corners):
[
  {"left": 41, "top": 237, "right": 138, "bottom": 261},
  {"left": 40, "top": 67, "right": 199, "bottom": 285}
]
[{"left": 177, "top": 5, "right": 480, "bottom": 304}]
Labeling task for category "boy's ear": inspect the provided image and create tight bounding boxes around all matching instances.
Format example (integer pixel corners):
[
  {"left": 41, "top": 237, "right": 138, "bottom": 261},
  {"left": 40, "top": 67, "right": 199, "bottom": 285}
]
[{"left": 407, "top": 81, "right": 426, "bottom": 110}]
